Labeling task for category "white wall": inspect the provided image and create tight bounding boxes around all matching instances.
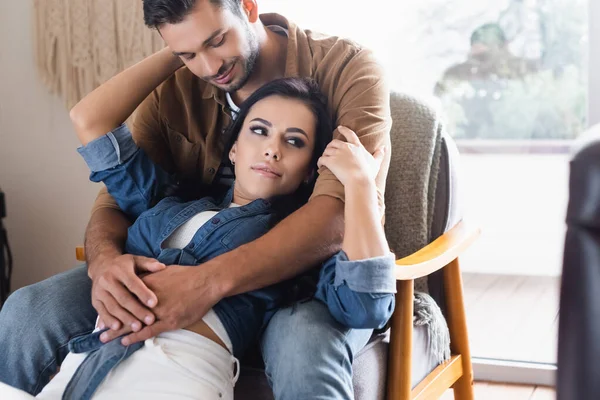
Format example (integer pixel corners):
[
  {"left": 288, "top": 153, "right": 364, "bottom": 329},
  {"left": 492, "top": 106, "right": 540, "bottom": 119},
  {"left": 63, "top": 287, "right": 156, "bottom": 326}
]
[{"left": 0, "top": 0, "right": 100, "bottom": 290}]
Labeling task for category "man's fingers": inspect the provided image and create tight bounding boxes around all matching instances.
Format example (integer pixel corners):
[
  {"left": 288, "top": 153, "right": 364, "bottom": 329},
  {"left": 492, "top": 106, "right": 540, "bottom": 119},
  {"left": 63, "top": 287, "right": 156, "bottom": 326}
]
[
  {"left": 121, "top": 321, "right": 170, "bottom": 346},
  {"left": 337, "top": 126, "right": 361, "bottom": 145},
  {"left": 120, "top": 270, "right": 159, "bottom": 310},
  {"left": 133, "top": 256, "right": 166, "bottom": 273}
]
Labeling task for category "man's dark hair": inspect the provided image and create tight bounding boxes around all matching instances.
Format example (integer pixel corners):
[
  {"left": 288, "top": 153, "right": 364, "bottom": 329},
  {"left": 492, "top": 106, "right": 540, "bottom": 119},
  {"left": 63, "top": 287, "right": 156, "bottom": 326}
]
[{"left": 143, "top": 0, "right": 242, "bottom": 29}]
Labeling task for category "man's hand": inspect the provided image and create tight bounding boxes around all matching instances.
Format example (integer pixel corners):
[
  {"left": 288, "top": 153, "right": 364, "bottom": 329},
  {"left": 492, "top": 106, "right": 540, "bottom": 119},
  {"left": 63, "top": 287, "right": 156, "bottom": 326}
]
[
  {"left": 90, "top": 253, "right": 165, "bottom": 337},
  {"left": 100, "top": 265, "right": 222, "bottom": 345},
  {"left": 317, "top": 126, "right": 385, "bottom": 187}
]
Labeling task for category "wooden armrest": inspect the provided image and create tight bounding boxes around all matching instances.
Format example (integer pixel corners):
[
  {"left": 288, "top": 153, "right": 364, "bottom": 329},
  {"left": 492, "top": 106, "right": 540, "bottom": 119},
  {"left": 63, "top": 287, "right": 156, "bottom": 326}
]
[
  {"left": 394, "top": 220, "right": 480, "bottom": 281},
  {"left": 76, "top": 246, "right": 85, "bottom": 262}
]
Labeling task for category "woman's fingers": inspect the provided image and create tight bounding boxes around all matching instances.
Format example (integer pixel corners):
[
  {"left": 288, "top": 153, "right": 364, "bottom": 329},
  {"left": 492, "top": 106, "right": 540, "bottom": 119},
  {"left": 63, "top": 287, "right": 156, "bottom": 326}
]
[
  {"left": 337, "top": 126, "right": 361, "bottom": 146},
  {"left": 92, "top": 299, "right": 120, "bottom": 332},
  {"left": 325, "top": 139, "right": 345, "bottom": 149},
  {"left": 102, "top": 288, "right": 144, "bottom": 333},
  {"left": 322, "top": 147, "right": 338, "bottom": 157}
]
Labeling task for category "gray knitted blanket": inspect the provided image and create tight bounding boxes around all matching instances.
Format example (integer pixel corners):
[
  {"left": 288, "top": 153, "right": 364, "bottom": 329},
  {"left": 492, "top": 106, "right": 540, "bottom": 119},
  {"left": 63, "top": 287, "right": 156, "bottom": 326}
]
[{"left": 384, "top": 92, "right": 451, "bottom": 364}]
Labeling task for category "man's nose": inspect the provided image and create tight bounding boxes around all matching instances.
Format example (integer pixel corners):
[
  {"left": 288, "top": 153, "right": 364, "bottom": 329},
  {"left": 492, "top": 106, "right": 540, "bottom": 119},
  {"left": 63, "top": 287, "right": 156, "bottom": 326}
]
[{"left": 195, "top": 54, "right": 222, "bottom": 78}]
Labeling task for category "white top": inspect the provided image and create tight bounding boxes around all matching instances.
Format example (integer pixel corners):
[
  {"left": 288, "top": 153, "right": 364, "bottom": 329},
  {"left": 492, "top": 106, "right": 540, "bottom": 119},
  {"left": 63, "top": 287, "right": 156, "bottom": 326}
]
[
  {"left": 163, "top": 204, "right": 240, "bottom": 249},
  {"left": 162, "top": 204, "right": 240, "bottom": 353}
]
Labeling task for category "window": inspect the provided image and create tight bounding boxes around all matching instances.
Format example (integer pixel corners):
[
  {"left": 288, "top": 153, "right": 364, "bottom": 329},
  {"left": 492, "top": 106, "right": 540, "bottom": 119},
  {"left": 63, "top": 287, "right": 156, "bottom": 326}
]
[{"left": 261, "top": 0, "right": 591, "bottom": 385}]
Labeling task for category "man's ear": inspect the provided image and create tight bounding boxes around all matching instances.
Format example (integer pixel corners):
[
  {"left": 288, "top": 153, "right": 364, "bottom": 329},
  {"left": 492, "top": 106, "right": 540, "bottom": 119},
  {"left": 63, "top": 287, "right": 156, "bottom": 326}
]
[
  {"left": 229, "top": 142, "right": 238, "bottom": 165},
  {"left": 241, "top": 0, "right": 259, "bottom": 23}
]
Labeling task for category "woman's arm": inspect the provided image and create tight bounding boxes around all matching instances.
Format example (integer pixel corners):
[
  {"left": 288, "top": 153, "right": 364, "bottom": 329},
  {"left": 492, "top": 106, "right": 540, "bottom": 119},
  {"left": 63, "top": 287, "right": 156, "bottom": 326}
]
[
  {"left": 69, "top": 47, "right": 182, "bottom": 145},
  {"left": 70, "top": 48, "right": 183, "bottom": 219},
  {"left": 317, "top": 126, "right": 389, "bottom": 260},
  {"left": 313, "top": 126, "right": 396, "bottom": 329}
]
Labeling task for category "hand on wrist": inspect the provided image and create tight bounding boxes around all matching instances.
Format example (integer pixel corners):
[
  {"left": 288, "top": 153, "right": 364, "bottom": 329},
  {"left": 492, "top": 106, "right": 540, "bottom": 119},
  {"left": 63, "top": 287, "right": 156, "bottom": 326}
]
[{"left": 88, "top": 249, "right": 122, "bottom": 280}]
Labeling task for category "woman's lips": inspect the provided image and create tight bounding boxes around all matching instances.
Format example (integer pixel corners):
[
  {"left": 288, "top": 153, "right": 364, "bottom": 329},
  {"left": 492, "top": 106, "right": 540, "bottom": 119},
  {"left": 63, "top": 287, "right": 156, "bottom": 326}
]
[
  {"left": 251, "top": 165, "right": 282, "bottom": 179},
  {"left": 214, "top": 63, "right": 235, "bottom": 85}
]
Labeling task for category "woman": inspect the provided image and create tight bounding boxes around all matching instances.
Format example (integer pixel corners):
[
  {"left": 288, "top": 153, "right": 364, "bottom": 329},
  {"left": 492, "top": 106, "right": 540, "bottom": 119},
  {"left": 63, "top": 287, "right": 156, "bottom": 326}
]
[{"left": 1, "top": 52, "right": 395, "bottom": 400}]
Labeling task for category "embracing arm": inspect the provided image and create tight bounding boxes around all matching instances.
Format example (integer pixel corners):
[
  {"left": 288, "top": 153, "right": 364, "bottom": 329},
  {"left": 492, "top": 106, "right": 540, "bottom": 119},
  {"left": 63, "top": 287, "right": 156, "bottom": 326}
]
[
  {"left": 70, "top": 47, "right": 182, "bottom": 145},
  {"left": 212, "top": 195, "right": 344, "bottom": 296}
]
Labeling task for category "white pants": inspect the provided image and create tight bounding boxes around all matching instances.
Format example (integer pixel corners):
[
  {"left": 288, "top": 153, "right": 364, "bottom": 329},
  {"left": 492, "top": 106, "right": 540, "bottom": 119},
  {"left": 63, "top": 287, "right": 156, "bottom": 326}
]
[{"left": 1, "top": 330, "right": 239, "bottom": 400}]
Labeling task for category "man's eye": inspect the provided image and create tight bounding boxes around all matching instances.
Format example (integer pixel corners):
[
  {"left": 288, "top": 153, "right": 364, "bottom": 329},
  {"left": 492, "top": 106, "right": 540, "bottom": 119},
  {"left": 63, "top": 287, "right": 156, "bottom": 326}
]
[{"left": 211, "top": 35, "right": 226, "bottom": 48}]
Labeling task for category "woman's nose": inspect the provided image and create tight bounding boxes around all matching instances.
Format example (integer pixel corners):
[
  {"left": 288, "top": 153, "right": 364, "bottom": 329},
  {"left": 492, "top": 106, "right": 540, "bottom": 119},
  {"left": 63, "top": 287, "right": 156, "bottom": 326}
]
[{"left": 264, "top": 142, "right": 281, "bottom": 161}]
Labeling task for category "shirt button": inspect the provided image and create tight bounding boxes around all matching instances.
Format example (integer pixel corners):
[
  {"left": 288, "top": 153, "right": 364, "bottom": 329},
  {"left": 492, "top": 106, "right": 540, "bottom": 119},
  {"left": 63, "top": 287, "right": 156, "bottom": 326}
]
[
  {"left": 262, "top": 200, "right": 270, "bottom": 206},
  {"left": 208, "top": 167, "right": 216, "bottom": 174},
  {"left": 211, "top": 218, "right": 220, "bottom": 225},
  {"left": 189, "top": 243, "right": 195, "bottom": 249}
]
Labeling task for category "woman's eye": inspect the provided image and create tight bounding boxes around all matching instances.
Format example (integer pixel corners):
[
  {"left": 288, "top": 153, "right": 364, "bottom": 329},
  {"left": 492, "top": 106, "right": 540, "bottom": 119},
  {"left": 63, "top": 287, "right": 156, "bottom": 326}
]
[
  {"left": 287, "top": 138, "right": 306, "bottom": 148},
  {"left": 251, "top": 126, "right": 267, "bottom": 135},
  {"left": 183, "top": 54, "right": 195, "bottom": 61}
]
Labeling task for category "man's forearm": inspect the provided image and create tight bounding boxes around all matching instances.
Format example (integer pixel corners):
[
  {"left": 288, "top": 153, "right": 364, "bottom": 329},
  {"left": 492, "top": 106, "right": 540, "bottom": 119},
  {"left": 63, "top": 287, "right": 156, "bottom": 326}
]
[
  {"left": 205, "top": 196, "right": 344, "bottom": 298},
  {"left": 85, "top": 207, "right": 131, "bottom": 279}
]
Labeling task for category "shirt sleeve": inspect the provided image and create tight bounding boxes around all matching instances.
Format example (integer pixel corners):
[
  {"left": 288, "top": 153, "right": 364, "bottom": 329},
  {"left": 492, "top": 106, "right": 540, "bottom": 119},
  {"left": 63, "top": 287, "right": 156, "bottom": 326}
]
[
  {"left": 78, "top": 124, "right": 174, "bottom": 220},
  {"left": 310, "top": 49, "right": 392, "bottom": 214},
  {"left": 89, "top": 87, "right": 173, "bottom": 216},
  {"left": 314, "top": 250, "right": 396, "bottom": 329}
]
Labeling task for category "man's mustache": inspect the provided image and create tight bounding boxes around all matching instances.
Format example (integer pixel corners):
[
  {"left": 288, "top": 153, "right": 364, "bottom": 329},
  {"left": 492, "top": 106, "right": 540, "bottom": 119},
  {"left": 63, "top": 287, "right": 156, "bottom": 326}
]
[{"left": 205, "top": 60, "right": 237, "bottom": 81}]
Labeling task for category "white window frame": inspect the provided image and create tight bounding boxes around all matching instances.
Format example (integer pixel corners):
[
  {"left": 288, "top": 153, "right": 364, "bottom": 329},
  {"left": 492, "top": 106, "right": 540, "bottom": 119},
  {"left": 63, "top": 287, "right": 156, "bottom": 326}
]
[{"left": 590, "top": 0, "right": 600, "bottom": 127}]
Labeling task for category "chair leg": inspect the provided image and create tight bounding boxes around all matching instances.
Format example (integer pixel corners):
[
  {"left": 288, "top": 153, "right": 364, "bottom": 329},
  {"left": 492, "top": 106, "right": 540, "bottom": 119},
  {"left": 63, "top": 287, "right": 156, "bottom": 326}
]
[
  {"left": 443, "top": 258, "right": 474, "bottom": 400},
  {"left": 387, "top": 279, "right": 414, "bottom": 400}
]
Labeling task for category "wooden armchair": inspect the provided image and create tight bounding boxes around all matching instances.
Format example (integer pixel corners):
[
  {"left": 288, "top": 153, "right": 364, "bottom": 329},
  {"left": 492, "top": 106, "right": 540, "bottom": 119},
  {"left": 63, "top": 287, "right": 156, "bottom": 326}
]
[
  {"left": 387, "top": 220, "right": 478, "bottom": 399},
  {"left": 76, "top": 92, "right": 479, "bottom": 399}
]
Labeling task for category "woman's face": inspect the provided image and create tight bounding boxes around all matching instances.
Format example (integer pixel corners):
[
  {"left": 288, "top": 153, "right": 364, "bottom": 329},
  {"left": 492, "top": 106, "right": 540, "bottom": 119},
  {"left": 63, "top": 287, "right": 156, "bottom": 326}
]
[{"left": 229, "top": 95, "right": 317, "bottom": 204}]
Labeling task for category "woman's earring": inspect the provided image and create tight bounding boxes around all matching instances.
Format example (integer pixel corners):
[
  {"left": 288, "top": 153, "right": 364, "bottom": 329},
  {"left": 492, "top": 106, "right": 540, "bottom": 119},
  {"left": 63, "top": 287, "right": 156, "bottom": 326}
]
[{"left": 231, "top": 160, "right": 235, "bottom": 166}]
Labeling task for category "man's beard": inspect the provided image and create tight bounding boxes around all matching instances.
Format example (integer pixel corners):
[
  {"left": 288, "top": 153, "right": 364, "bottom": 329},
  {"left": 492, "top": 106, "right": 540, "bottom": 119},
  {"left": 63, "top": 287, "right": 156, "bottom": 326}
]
[{"left": 225, "top": 25, "right": 260, "bottom": 92}]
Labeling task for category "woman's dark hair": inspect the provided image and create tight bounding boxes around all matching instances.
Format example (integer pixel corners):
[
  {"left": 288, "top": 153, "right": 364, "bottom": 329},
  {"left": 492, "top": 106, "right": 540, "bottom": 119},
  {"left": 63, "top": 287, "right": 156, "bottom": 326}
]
[
  {"left": 160, "top": 78, "right": 333, "bottom": 212},
  {"left": 223, "top": 77, "right": 333, "bottom": 206}
]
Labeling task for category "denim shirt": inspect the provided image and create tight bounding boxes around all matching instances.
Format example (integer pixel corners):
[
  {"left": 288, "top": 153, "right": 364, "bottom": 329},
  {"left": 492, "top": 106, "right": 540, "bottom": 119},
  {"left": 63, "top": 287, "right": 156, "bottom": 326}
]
[{"left": 65, "top": 124, "right": 396, "bottom": 400}]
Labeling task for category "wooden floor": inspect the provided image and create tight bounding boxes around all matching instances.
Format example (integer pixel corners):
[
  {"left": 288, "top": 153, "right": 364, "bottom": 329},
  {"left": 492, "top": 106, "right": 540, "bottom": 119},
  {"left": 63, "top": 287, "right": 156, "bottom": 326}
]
[
  {"left": 462, "top": 273, "right": 560, "bottom": 363},
  {"left": 441, "top": 382, "right": 555, "bottom": 399}
]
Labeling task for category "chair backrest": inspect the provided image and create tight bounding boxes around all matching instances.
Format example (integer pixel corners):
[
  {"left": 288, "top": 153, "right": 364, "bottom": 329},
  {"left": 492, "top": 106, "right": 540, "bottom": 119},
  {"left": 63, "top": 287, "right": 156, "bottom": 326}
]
[{"left": 384, "top": 92, "right": 462, "bottom": 307}]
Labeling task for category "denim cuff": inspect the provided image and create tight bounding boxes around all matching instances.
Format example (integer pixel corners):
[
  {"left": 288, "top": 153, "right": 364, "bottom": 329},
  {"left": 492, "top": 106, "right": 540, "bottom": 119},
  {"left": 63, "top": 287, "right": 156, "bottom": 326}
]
[
  {"left": 77, "top": 124, "right": 138, "bottom": 172},
  {"left": 333, "top": 251, "right": 397, "bottom": 293}
]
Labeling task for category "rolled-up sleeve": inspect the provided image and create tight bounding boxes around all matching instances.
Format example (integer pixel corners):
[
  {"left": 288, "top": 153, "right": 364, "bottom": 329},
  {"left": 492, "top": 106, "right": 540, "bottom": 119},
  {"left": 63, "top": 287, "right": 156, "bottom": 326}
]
[
  {"left": 77, "top": 124, "right": 174, "bottom": 220},
  {"left": 77, "top": 124, "right": 139, "bottom": 172},
  {"left": 315, "top": 251, "right": 396, "bottom": 329}
]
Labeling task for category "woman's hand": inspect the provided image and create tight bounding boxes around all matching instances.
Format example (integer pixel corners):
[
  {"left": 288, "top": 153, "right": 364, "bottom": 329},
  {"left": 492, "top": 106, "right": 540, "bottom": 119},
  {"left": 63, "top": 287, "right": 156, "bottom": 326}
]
[{"left": 317, "top": 126, "right": 385, "bottom": 187}]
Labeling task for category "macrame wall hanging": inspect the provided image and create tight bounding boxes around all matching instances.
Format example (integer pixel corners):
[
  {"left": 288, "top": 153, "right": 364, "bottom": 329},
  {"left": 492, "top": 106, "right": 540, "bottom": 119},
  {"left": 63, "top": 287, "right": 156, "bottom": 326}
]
[{"left": 33, "top": 0, "right": 164, "bottom": 109}]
